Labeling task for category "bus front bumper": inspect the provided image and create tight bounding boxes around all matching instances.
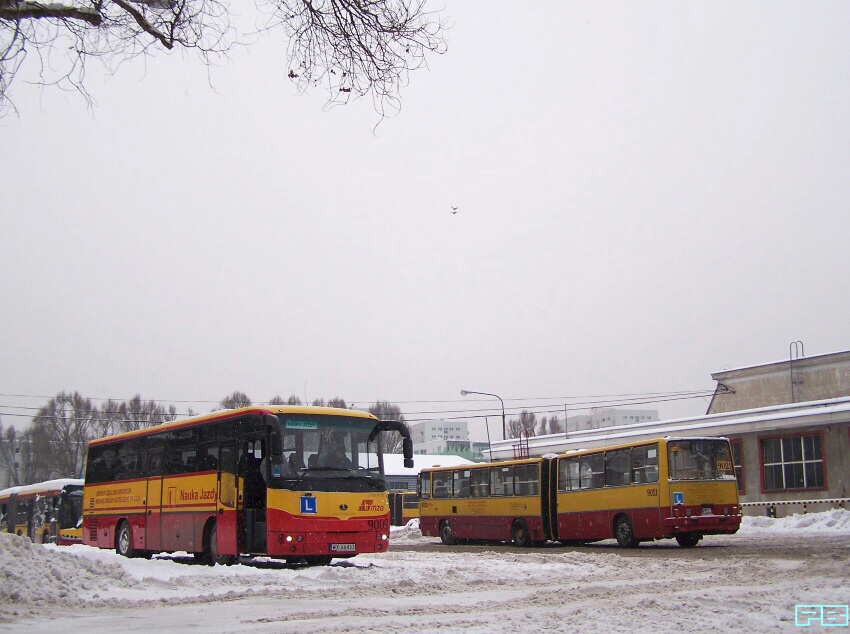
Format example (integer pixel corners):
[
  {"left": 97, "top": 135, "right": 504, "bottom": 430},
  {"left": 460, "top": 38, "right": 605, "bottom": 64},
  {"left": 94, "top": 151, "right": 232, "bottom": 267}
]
[{"left": 266, "top": 531, "right": 389, "bottom": 558}]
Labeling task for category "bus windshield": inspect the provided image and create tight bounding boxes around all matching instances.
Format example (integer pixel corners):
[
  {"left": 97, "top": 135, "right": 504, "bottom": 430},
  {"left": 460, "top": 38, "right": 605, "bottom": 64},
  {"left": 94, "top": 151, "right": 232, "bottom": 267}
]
[
  {"left": 271, "top": 414, "right": 386, "bottom": 491},
  {"left": 60, "top": 487, "right": 84, "bottom": 529},
  {"left": 668, "top": 439, "right": 735, "bottom": 481}
]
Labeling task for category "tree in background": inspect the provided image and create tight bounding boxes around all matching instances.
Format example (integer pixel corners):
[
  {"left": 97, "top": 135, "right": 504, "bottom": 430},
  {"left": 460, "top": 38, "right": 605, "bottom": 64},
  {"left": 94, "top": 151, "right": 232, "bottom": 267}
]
[
  {"left": 507, "top": 410, "right": 537, "bottom": 440},
  {"left": 96, "top": 395, "right": 178, "bottom": 437},
  {"left": 269, "top": 395, "right": 302, "bottom": 405},
  {"left": 537, "top": 415, "right": 564, "bottom": 436},
  {"left": 311, "top": 397, "right": 348, "bottom": 408},
  {"left": 368, "top": 401, "right": 405, "bottom": 453},
  {"left": 0, "top": 420, "right": 39, "bottom": 486},
  {"left": 30, "top": 392, "right": 98, "bottom": 479},
  {"left": 220, "top": 391, "right": 252, "bottom": 410},
  {"left": 0, "top": 0, "right": 448, "bottom": 116}
]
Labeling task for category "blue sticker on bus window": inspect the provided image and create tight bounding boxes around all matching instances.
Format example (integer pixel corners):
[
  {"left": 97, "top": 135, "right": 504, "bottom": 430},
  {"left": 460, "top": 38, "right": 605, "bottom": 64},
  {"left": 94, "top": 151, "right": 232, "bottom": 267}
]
[
  {"left": 300, "top": 496, "right": 317, "bottom": 514},
  {"left": 673, "top": 492, "right": 684, "bottom": 505}
]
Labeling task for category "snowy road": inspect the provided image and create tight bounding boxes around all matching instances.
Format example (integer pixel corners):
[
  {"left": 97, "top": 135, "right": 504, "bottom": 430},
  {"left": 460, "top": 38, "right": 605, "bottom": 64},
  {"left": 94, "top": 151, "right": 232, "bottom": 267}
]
[{"left": 1, "top": 511, "right": 849, "bottom": 633}]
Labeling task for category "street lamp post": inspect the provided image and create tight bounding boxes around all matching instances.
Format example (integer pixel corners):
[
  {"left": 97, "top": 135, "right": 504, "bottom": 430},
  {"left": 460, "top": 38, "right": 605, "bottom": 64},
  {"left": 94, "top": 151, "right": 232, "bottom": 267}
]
[{"left": 460, "top": 389, "right": 506, "bottom": 440}]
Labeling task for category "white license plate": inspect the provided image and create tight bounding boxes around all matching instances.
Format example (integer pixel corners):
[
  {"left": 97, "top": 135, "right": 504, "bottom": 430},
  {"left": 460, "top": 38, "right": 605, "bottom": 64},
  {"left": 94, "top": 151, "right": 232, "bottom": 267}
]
[
  {"left": 329, "top": 543, "right": 356, "bottom": 552},
  {"left": 702, "top": 506, "right": 713, "bottom": 516}
]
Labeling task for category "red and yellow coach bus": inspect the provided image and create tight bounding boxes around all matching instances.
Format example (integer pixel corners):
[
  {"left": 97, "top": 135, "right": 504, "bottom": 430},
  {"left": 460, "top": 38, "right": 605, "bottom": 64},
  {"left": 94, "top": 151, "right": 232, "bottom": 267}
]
[
  {"left": 419, "top": 437, "right": 741, "bottom": 548},
  {"left": 83, "top": 406, "right": 414, "bottom": 565},
  {"left": 0, "top": 479, "right": 84, "bottom": 544}
]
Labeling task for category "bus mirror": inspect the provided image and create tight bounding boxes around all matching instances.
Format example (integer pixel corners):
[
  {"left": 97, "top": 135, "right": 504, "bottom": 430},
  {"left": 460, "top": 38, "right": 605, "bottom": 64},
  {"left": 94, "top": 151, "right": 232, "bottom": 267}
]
[
  {"left": 270, "top": 432, "right": 282, "bottom": 458},
  {"left": 403, "top": 438, "right": 414, "bottom": 469}
]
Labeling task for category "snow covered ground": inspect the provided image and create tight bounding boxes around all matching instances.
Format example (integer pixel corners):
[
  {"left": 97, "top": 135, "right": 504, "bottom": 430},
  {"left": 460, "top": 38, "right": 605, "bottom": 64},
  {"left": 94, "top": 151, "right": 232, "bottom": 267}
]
[{"left": 2, "top": 510, "right": 849, "bottom": 633}]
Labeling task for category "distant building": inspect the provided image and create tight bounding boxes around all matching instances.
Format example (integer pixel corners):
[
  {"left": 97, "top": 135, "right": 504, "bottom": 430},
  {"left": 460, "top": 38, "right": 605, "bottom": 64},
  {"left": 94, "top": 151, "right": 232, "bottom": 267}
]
[
  {"left": 407, "top": 419, "right": 487, "bottom": 460},
  {"left": 566, "top": 408, "right": 659, "bottom": 432},
  {"left": 409, "top": 420, "right": 469, "bottom": 444}
]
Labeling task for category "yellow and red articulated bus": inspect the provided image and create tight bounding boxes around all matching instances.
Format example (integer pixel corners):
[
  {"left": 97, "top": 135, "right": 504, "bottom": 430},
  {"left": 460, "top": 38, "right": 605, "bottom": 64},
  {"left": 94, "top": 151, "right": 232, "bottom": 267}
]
[
  {"left": 388, "top": 491, "right": 420, "bottom": 526},
  {"left": 82, "top": 406, "right": 414, "bottom": 565},
  {"left": 419, "top": 437, "right": 741, "bottom": 548},
  {"left": 0, "top": 478, "right": 84, "bottom": 545}
]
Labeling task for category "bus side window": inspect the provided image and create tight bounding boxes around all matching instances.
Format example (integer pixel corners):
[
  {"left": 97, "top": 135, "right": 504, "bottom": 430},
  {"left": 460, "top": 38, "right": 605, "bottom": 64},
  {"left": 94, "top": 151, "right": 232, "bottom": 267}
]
[
  {"left": 605, "top": 449, "right": 631, "bottom": 487},
  {"left": 470, "top": 468, "right": 490, "bottom": 497},
  {"left": 490, "top": 466, "right": 514, "bottom": 496},
  {"left": 559, "top": 459, "right": 580, "bottom": 492},
  {"left": 581, "top": 454, "right": 604, "bottom": 490},
  {"left": 453, "top": 470, "right": 471, "bottom": 498},
  {"left": 631, "top": 444, "right": 658, "bottom": 484},
  {"left": 433, "top": 474, "right": 450, "bottom": 498}
]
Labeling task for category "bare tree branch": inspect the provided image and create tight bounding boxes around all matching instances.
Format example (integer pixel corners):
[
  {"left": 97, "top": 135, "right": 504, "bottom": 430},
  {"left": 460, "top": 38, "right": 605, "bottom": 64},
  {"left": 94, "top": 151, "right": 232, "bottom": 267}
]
[
  {"left": 1, "top": 0, "right": 447, "bottom": 117},
  {"left": 111, "top": 0, "right": 173, "bottom": 48},
  {"left": 0, "top": 3, "right": 102, "bottom": 26}
]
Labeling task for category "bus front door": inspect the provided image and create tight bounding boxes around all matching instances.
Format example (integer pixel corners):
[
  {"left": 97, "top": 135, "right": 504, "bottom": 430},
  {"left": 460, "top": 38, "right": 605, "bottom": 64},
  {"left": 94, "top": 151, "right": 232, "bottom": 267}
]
[
  {"left": 216, "top": 442, "right": 240, "bottom": 557},
  {"left": 145, "top": 446, "right": 164, "bottom": 552}
]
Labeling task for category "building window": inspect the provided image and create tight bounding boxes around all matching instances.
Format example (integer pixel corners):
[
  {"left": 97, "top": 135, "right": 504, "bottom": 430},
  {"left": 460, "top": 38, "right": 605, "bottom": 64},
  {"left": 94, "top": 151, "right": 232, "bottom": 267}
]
[
  {"left": 760, "top": 433, "right": 825, "bottom": 492},
  {"left": 730, "top": 439, "right": 744, "bottom": 494}
]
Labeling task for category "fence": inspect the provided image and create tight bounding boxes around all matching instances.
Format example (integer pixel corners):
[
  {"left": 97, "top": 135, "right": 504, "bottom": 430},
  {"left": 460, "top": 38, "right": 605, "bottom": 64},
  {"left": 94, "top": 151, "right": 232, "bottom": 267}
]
[{"left": 741, "top": 498, "right": 849, "bottom": 518}]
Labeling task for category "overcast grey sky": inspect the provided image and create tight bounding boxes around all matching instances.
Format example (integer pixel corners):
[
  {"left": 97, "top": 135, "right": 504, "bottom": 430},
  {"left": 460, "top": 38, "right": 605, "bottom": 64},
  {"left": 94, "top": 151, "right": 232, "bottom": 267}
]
[{"left": 1, "top": 2, "right": 848, "bottom": 441}]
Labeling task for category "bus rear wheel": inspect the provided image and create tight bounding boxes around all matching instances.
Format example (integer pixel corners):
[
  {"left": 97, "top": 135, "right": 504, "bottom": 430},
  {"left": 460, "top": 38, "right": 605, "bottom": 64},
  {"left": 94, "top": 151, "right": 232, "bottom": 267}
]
[
  {"left": 116, "top": 521, "right": 135, "bottom": 558},
  {"left": 675, "top": 533, "right": 702, "bottom": 548},
  {"left": 439, "top": 521, "right": 455, "bottom": 545},
  {"left": 614, "top": 516, "right": 639, "bottom": 548},
  {"left": 208, "top": 523, "right": 236, "bottom": 566},
  {"left": 512, "top": 520, "right": 532, "bottom": 547}
]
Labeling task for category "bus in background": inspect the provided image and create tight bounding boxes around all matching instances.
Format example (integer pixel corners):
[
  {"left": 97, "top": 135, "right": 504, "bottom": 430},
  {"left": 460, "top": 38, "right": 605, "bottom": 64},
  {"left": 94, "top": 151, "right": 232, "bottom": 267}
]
[
  {"left": 83, "top": 406, "right": 414, "bottom": 565},
  {"left": 388, "top": 491, "right": 419, "bottom": 526},
  {"left": 419, "top": 457, "right": 545, "bottom": 546},
  {"left": 419, "top": 437, "right": 741, "bottom": 548},
  {"left": 0, "top": 479, "right": 84, "bottom": 545}
]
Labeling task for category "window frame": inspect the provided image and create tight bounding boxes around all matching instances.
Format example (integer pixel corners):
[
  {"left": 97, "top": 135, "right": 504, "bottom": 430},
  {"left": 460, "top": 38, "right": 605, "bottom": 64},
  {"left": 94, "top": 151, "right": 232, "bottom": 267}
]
[
  {"left": 758, "top": 430, "right": 827, "bottom": 493},
  {"left": 729, "top": 438, "right": 745, "bottom": 494}
]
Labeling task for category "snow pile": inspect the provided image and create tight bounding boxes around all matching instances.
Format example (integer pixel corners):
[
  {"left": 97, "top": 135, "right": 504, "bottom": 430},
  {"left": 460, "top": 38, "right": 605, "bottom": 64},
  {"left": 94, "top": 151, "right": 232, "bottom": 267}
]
[
  {"left": 0, "top": 532, "right": 136, "bottom": 619},
  {"left": 743, "top": 508, "right": 850, "bottom": 532},
  {"left": 389, "top": 517, "right": 430, "bottom": 544},
  {"left": 1, "top": 510, "right": 848, "bottom": 631}
]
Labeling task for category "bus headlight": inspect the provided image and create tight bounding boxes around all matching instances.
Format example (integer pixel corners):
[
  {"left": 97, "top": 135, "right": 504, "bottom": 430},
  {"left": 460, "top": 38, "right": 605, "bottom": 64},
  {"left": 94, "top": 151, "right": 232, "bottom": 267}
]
[
  {"left": 381, "top": 534, "right": 388, "bottom": 541},
  {"left": 286, "top": 535, "right": 293, "bottom": 542}
]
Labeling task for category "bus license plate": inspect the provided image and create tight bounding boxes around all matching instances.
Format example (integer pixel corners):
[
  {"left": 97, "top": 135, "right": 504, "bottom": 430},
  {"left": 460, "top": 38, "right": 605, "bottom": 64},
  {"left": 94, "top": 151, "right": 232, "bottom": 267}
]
[
  {"left": 702, "top": 506, "right": 713, "bottom": 516},
  {"left": 330, "top": 543, "right": 356, "bottom": 552}
]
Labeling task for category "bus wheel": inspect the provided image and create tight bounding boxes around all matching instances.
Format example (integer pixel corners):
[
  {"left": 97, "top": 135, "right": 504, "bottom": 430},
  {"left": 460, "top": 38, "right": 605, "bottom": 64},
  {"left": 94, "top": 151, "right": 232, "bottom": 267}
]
[
  {"left": 614, "top": 516, "right": 639, "bottom": 548},
  {"left": 675, "top": 533, "right": 701, "bottom": 548},
  {"left": 512, "top": 520, "right": 532, "bottom": 547},
  {"left": 116, "top": 521, "right": 136, "bottom": 558},
  {"left": 439, "top": 521, "right": 455, "bottom": 545},
  {"left": 208, "top": 523, "right": 236, "bottom": 566}
]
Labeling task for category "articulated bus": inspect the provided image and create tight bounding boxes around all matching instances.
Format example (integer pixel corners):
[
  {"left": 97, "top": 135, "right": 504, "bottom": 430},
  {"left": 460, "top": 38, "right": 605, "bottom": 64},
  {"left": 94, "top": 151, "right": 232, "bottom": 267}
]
[
  {"left": 388, "top": 491, "right": 419, "bottom": 526},
  {"left": 419, "top": 437, "right": 741, "bottom": 548},
  {"left": 83, "top": 405, "right": 414, "bottom": 565},
  {"left": 0, "top": 479, "right": 84, "bottom": 544}
]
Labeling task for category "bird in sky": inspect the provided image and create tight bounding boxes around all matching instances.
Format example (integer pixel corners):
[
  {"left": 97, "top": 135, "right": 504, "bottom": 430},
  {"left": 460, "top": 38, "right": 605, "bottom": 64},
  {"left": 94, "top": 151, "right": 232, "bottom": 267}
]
[{"left": 450, "top": 206, "right": 458, "bottom": 214}]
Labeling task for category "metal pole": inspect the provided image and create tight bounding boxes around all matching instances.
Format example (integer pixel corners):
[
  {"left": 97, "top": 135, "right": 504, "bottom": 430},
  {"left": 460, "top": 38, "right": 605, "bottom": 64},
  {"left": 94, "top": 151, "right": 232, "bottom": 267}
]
[{"left": 484, "top": 416, "right": 492, "bottom": 462}]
